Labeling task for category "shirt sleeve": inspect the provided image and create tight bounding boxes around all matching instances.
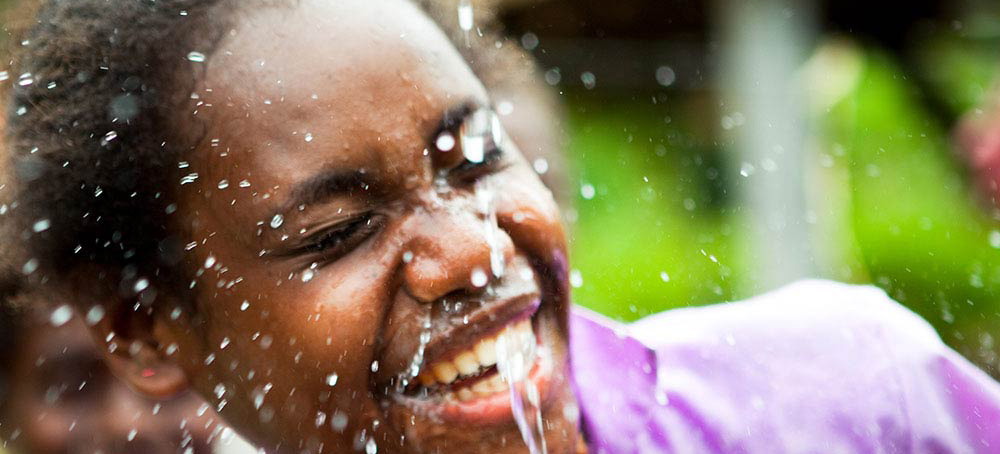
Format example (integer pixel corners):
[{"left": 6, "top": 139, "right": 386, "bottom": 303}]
[{"left": 576, "top": 280, "right": 1000, "bottom": 454}]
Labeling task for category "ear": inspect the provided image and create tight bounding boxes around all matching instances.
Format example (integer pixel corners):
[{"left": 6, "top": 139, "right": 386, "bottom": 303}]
[{"left": 65, "top": 265, "right": 192, "bottom": 399}]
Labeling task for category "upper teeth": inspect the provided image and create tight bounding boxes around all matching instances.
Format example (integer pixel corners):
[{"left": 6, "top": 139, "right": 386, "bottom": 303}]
[{"left": 418, "top": 319, "right": 534, "bottom": 388}]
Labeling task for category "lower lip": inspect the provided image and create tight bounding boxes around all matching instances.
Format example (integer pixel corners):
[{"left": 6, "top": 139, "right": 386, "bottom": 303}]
[{"left": 395, "top": 318, "right": 556, "bottom": 425}]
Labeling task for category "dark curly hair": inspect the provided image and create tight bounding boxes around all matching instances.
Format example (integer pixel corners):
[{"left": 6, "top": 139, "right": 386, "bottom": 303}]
[
  {"left": 6, "top": 0, "right": 556, "bottom": 306},
  {"left": 7, "top": 0, "right": 253, "bottom": 298}
]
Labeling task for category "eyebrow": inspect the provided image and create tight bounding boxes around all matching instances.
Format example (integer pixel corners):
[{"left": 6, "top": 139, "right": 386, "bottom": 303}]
[
  {"left": 283, "top": 169, "right": 371, "bottom": 213},
  {"left": 282, "top": 100, "right": 486, "bottom": 215},
  {"left": 428, "top": 99, "right": 484, "bottom": 144}
]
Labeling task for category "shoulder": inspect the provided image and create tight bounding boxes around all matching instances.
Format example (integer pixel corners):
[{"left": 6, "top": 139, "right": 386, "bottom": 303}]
[{"left": 628, "top": 279, "right": 943, "bottom": 354}]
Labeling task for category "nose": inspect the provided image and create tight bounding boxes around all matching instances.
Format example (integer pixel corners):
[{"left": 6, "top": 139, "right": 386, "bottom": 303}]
[{"left": 402, "top": 205, "right": 515, "bottom": 303}]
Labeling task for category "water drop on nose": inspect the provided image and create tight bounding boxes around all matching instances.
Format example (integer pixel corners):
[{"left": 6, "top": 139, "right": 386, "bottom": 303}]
[
  {"left": 240, "top": 300, "right": 250, "bottom": 311},
  {"left": 326, "top": 373, "right": 339, "bottom": 386},
  {"left": 402, "top": 251, "right": 414, "bottom": 263},
  {"left": 127, "top": 429, "right": 137, "bottom": 442},
  {"left": 269, "top": 214, "right": 284, "bottom": 229},
  {"left": 304, "top": 132, "right": 313, "bottom": 142},
  {"left": 365, "top": 438, "right": 378, "bottom": 454},
  {"left": 471, "top": 268, "right": 488, "bottom": 287},
  {"left": 301, "top": 269, "right": 314, "bottom": 282},
  {"left": 187, "top": 51, "right": 206, "bottom": 62},
  {"left": 17, "top": 72, "right": 32, "bottom": 86},
  {"left": 134, "top": 278, "right": 149, "bottom": 293},
  {"left": 217, "top": 179, "right": 229, "bottom": 189},
  {"left": 660, "top": 271, "right": 670, "bottom": 282}
]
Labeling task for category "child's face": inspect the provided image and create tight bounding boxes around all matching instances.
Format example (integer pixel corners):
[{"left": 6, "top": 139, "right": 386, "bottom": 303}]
[
  {"left": 1, "top": 315, "right": 215, "bottom": 454},
  {"left": 146, "top": 1, "right": 578, "bottom": 452}
]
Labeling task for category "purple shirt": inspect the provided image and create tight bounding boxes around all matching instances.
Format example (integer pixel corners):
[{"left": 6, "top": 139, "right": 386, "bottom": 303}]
[{"left": 571, "top": 280, "right": 1000, "bottom": 454}]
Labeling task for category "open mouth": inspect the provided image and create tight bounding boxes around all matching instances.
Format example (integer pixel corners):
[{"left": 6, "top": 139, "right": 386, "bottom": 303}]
[
  {"left": 413, "top": 316, "right": 537, "bottom": 401},
  {"left": 380, "top": 255, "right": 561, "bottom": 424}
]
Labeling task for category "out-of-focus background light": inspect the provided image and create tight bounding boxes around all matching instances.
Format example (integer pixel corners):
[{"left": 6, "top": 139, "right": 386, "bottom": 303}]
[{"left": 494, "top": 0, "right": 1000, "bottom": 376}]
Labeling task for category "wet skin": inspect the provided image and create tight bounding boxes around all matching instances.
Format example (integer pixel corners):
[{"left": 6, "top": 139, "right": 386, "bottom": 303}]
[
  {"left": 83, "top": 1, "right": 581, "bottom": 453},
  {"left": 1, "top": 315, "right": 214, "bottom": 454}
]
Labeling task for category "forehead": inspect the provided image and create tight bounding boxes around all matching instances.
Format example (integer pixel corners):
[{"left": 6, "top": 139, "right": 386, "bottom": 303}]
[{"left": 195, "top": 0, "right": 488, "bottom": 181}]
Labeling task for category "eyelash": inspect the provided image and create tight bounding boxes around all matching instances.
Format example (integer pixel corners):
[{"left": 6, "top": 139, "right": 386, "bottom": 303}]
[
  {"left": 300, "top": 214, "right": 380, "bottom": 258},
  {"left": 453, "top": 143, "right": 506, "bottom": 180}
]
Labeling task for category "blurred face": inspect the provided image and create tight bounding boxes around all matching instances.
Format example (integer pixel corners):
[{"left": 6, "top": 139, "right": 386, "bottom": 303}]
[
  {"left": 1, "top": 315, "right": 214, "bottom": 454},
  {"left": 154, "top": 1, "right": 578, "bottom": 453}
]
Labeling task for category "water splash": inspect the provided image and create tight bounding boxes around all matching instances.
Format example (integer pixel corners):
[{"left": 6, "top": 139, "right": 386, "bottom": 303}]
[
  {"left": 475, "top": 181, "right": 505, "bottom": 278},
  {"left": 457, "top": 0, "right": 473, "bottom": 46},
  {"left": 397, "top": 317, "right": 432, "bottom": 393},
  {"left": 496, "top": 323, "right": 546, "bottom": 454}
]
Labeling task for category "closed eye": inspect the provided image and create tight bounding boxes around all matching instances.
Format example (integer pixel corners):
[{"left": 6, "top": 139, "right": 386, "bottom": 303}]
[
  {"left": 452, "top": 145, "right": 505, "bottom": 177},
  {"left": 294, "top": 213, "right": 382, "bottom": 259}
]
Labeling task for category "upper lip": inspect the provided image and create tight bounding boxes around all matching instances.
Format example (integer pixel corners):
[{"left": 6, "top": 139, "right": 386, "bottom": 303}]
[{"left": 374, "top": 257, "right": 542, "bottom": 395}]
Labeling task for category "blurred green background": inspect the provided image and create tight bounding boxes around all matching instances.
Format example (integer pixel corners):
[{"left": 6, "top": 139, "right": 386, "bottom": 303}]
[{"left": 497, "top": 0, "right": 1000, "bottom": 376}]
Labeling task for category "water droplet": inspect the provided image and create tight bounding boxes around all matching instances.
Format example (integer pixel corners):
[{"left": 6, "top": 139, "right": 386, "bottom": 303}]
[
  {"left": 659, "top": 271, "right": 670, "bottom": 282},
  {"left": 204, "top": 256, "right": 216, "bottom": 268},
  {"left": 32, "top": 218, "right": 50, "bottom": 232},
  {"left": 301, "top": 269, "right": 314, "bottom": 282},
  {"left": 497, "top": 100, "right": 514, "bottom": 116},
  {"left": 127, "top": 429, "right": 137, "bottom": 442},
  {"left": 304, "top": 132, "right": 313, "bottom": 142},
  {"left": 133, "top": 278, "right": 150, "bottom": 293},
  {"left": 580, "top": 184, "right": 595, "bottom": 200},
  {"left": 217, "top": 179, "right": 229, "bottom": 189},
  {"left": 569, "top": 269, "right": 583, "bottom": 288},
  {"left": 21, "top": 258, "right": 39, "bottom": 275},
  {"left": 532, "top": 158, "right": 549, "bottom": 175},
  {"left": 365, "top": 438, "right": 378, "bottom": 454},
  {"left": 187, "top": 51, "right": 206, "bottom": 62},
  {"left": 240, "top": 300, "right": 250, "bottom": 311},
  {"left": 580, "top": 71, "right": 596, "bottom": 89},
  {"left": 325, "top": 373, "right": 339, "bottom": 386},
  {"left": 330, "top": 411, "right": 348, "bottom": 432},
  {"left": 521, "top": 32, "right": 539, "bottom": 50},
  {"left": 220, "top": 337, "right": 230, "bottom": 349},
  {"left": 239, "top": 180, "right": 251, "bottom": 188},
  {"left": 402, "top": 251, "right": 414, "bottom": 263},
  {"left": 655, "top": 66, "right": 676, "bottom": 87},
  {"left": 17, "top": 72, "right": 33, "bottom": 86},
  {"left": 988, "top": 230, "right": 1000, "bottom": 249},
  {"left": 457, "top": 0, "right": 473, "bottom": 31},
  {"left": 460, "top": 109, "right": 495, "bottom": 163},
  {"left": 180, "top": 173, "right": 199, "bottom": 185},
  {"left": 0, "top": 71, "right": 9, "bottom": 82},
  {"left": 435, "top": 132, "right": 455, "bottom": 152},
  {"left": 544, "top": 68, "right": 561, "bottom": 85},
  {"left": 85, "top": 305, "right": 105, "bottom": 325},
  {"left": 470, "top": 268, "right": 488, "bottom": 287},
  {"left": 50, "top": 305, "right": 72, "bottom": 327},
  {"left": 101, "top": 130, "right": 118, "bottom": 145},
  {"left": 370, "top": 361, "right": 379, "bottom": 372},
  {"left": 269, "top": 214, "right": 284, "bottom": 229}
]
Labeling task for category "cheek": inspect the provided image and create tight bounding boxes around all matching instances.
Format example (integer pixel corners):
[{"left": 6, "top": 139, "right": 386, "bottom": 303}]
[
  {"left": 189, "top": 248, "right": 396, "bottom": 443},
  {"left": 493, "top": 167, "right": 566, "bottom": 260}
]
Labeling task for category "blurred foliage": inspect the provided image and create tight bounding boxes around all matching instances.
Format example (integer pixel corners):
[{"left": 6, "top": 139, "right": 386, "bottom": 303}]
[{"left": 565, "top": 30, "right": 1000, "bottom": 373}]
